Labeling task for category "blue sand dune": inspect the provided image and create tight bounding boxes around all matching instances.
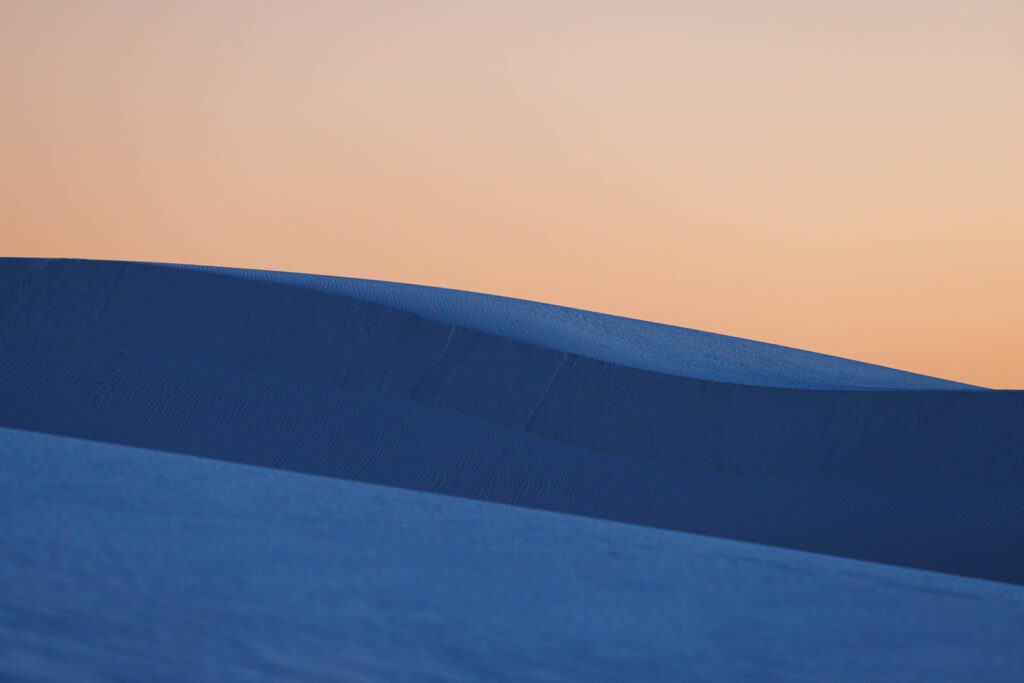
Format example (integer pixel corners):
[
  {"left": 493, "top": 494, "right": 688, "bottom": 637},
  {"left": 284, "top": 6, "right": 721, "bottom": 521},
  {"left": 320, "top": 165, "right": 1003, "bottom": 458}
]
[
  {"left": 3, "top": 257, "right": 1024, "bottom": 679},
  {"left": 2, "top": 427, "right": 1023, "bottom": 682},
  {"left": 171, "top": 262, "right": 977, "bottom": 391},
  {"left": 1, "top": 259, "right": 1022, "bottom": 585}
]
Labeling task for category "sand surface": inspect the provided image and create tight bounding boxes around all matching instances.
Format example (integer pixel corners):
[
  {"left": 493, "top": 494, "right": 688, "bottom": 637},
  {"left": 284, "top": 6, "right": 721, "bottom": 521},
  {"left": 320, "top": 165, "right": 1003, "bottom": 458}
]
[{"left": 2, "top": 257, "right": 1022, "bottom": 679}]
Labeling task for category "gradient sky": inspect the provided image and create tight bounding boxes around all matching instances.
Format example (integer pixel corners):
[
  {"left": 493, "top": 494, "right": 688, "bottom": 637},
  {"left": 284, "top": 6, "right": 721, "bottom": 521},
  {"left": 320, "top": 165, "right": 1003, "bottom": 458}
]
[{"left": 2, "top": 1, "right": 1022, "bottom": 387}]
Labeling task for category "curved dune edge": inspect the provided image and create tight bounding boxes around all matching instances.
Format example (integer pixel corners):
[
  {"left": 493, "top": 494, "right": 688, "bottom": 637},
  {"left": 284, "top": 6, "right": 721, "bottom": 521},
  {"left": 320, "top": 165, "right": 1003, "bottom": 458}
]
[
  {"left": 167, "top": 260, "right": 978, "bottom": 391},
  {"left": 1, "top": 257, "right": 1022, "bottom": 583}
]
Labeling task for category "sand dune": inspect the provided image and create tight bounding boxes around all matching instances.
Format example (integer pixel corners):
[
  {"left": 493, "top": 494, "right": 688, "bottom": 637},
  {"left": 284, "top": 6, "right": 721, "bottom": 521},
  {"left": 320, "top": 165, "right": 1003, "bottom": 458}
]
[
  {"left": 3, "top": 427, "right": 1022, "bottom": 681},
  {"left": 1, "top": 258, "right": 1021, "bottom": 586}
]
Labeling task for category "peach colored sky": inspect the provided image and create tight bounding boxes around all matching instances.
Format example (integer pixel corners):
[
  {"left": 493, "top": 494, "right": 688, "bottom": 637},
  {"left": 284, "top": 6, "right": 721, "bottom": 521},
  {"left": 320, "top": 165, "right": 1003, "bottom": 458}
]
[{"left": 2, "top": 1, "right": 1022, "bottom": 387}]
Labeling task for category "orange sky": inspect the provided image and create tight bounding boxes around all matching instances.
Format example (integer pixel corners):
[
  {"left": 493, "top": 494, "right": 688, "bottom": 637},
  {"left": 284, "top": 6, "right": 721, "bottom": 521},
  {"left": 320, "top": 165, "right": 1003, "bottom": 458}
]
[{"left": 2, "top": 1, "right": 1022, "bottom": 387}]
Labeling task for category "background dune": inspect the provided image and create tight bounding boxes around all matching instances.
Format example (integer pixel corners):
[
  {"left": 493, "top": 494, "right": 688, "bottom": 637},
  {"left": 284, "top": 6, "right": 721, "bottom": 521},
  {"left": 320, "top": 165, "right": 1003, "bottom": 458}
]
[{"left": 3, "top": 259, "right": 1022, "bottom": 584}]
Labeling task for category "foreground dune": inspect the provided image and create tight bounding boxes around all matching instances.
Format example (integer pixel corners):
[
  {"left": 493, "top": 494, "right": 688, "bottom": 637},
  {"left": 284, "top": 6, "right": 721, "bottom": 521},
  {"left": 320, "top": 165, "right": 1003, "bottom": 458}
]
[
  {"left": 2, "top": 427, "right": 1022, "bottom": 681},
  {"left": 1, "top": 258, "right": 1022, "bottom": 585}
]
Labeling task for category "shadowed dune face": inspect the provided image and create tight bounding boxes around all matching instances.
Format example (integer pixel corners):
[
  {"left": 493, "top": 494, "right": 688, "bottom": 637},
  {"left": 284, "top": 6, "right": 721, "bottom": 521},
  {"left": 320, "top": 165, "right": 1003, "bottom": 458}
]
[{"left": 1, "top": 258, "right": 1022, "bottom": 583}]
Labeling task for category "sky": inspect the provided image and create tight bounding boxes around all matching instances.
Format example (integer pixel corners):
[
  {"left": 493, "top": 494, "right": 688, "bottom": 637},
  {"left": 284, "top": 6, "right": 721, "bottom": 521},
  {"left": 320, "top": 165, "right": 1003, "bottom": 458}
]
[{"left": 1, "top": 1, "right": 1022, "bottom": 388}]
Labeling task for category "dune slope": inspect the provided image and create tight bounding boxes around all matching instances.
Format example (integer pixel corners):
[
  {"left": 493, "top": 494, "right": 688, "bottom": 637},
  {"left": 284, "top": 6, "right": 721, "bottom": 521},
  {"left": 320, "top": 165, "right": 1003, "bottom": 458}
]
[
  {"left": 1, "top": 258, "right": 1022, "bottom": 583},
  {"left": 2, "top": 427, "right": 1023, "bottom": 682},
  {"left": 171, "top": 262, "right": 977, "bottom": 391}
]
